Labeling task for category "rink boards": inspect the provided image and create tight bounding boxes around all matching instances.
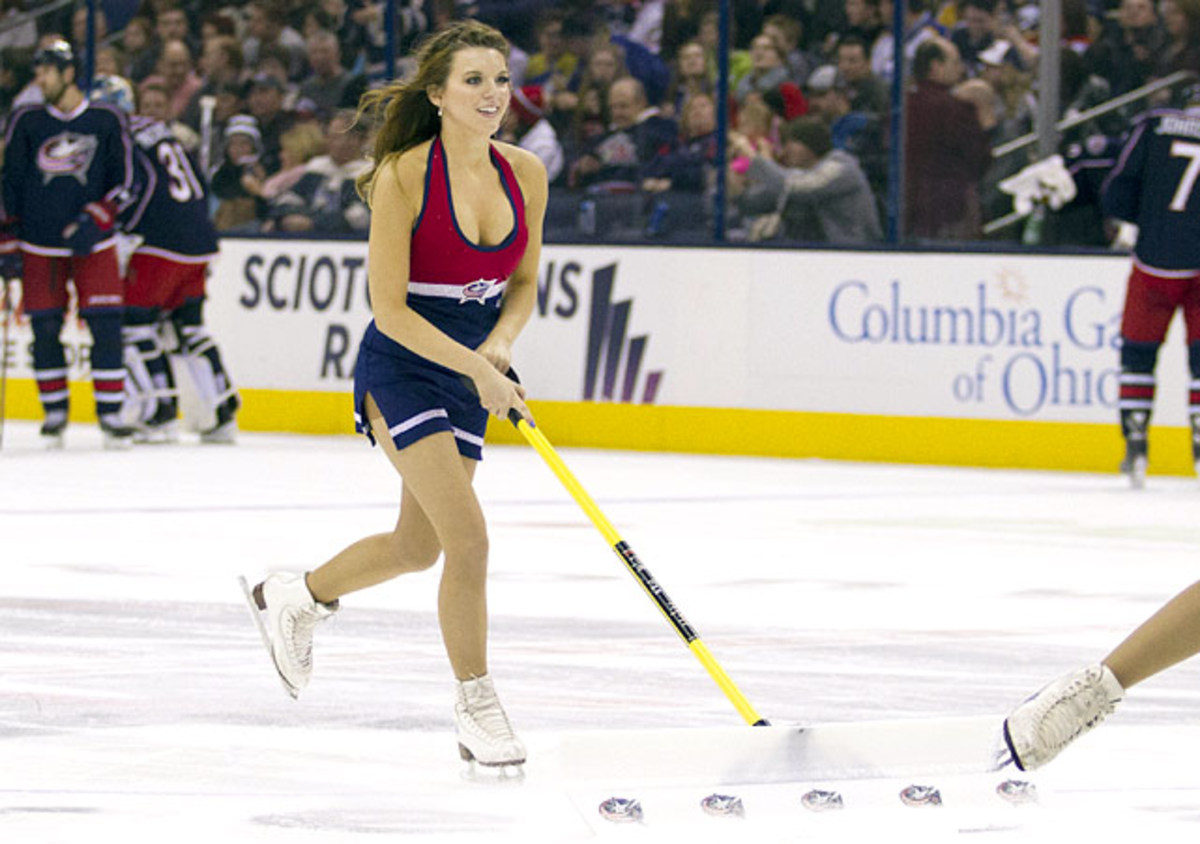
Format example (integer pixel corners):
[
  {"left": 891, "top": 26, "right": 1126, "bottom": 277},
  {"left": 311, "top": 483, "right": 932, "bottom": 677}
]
[{"left": 2, "top": 240, "right": 1194, "bottom": 473}]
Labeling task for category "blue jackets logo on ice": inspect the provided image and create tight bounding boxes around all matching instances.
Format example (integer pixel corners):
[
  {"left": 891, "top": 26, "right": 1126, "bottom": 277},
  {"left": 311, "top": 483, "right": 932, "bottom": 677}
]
[{"left": 37, "top": 132, "right": 98, "bottom": 184}]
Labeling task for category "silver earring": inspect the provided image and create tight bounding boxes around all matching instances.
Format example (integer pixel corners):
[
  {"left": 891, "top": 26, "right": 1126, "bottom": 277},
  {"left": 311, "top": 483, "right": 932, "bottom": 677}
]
[{"left": 437, "top": 106, "right": 443, "bottom": 117}]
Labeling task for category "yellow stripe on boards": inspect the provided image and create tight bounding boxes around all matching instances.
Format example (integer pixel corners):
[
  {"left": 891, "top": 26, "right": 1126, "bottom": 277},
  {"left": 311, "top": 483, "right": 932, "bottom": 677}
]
[
  {"left": 2, "top": 381, "right": 358, "bottom": 433},
  {"left": 488, "top": 400, "right": 1193, "bottom": 475},
  {"left": 5, "top": 379, "right": 1193, "bottom": 475}
]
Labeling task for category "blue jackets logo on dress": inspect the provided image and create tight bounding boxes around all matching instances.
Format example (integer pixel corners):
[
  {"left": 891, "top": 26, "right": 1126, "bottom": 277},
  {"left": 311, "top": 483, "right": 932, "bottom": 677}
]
[{"left": 459, "top": 278, "right": 500, "bottom": 304}]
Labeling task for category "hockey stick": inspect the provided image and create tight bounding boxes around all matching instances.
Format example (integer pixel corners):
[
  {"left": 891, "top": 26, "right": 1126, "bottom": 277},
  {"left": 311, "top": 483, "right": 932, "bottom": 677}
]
[
  {"left": 469, "top": 373, "right": 768, "bottom": 726},
  {"left": 198, "top": 95, "right": 216, "bottom": 178},
  {"left": 0, "top": 275, "right": 10, "bottom": 451}
]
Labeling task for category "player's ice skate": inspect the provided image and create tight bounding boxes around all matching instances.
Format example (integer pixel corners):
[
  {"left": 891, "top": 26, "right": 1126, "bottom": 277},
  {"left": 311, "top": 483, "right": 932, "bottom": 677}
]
[
  {"left": 1002, "top": 663, "right": 1124, "bottom": 771},
  {"left": 200, "top": 395, "right": 240, "bottom": 444},
  {"left": 40, "top": 412, "right": 67, "bottom": 449},
  {"left": 200, "top": 419, "right": 237, "bottom": 444},
  {"left": 455, "top": 674, "right": 526, "bottom": 770},
  {"left": 98, "top": 414, "right": 135, "bottom": 450},
  {"left": 1120, "top": 437, "right": 1147, "bottom": 489},
  {"left": 1192, "top": 418, "right": 1200, "bottom": 480},
  {"left": 132, "top": 403, "right": 179, "bottom": 445},
  {"left": 133, "top": 419, "right": 178, "bottom": 445},
  {"left": 239, "top": 572, "right": 338, "bottom": 699}
]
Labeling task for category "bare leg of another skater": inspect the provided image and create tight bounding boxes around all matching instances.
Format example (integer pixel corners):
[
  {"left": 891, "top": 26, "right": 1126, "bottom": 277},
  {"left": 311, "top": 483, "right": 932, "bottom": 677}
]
[{"left": 1003, "top": 580, "right": 1200, "bottom": 770}]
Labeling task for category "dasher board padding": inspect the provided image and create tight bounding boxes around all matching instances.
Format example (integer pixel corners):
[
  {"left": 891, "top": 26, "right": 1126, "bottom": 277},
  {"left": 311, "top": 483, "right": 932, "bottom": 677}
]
[{"left": 559, "top": 715, "right": 1011, "bottom": 786}]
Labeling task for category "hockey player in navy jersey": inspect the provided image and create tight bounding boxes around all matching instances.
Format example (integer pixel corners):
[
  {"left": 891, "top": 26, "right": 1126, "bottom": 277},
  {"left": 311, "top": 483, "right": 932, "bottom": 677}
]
[
  {"left": 1102, "top": 89, "right": 1200, "bottom": 487},
  {"left": 0, "top": 40, "right": 135, "bottom": 448},
  {"left": 109, "top": 76, "right": 239, "bottom": 443}
]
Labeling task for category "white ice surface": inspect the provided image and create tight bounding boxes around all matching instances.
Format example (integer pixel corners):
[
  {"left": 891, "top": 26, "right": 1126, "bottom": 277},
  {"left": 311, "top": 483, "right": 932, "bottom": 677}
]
[{"left": 3, "top": 420, "right": 1200, "bottom": 842}]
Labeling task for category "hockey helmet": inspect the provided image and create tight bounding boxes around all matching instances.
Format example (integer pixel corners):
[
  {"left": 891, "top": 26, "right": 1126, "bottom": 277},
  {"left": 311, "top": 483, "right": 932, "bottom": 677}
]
[
  {"left": 90, "top": 74, "right": 136, "bottom": 114},
  {"left": 1177, "top": 82, "right": 1200, "bottom": 110},
  {"left": 33, "top": 39, "right": 75, "bottom": 72}
]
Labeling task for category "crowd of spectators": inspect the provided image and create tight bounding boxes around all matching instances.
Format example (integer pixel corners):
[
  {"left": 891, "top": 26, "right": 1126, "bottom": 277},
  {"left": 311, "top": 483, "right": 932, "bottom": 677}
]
[
  {"left": 0, "top": 0, "right": 1195, "bottom": 246},
  {"left": 0, "top": 0, "right": 383, "bottom": 237}
]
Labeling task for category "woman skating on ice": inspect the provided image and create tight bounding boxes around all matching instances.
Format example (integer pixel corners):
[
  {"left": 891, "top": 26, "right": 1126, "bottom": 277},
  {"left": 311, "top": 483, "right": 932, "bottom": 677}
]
[{"left": 241, "top": 20, "right": 548, "bottom": 770}]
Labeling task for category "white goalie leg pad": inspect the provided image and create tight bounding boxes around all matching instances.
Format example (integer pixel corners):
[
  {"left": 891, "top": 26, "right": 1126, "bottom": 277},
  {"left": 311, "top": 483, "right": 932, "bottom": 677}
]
[
  {"left": 121, "top": 324, "right": 172, "bottom": 426},
  {"left": 179, "top": 324, "right": 237, "bottom": 413}
]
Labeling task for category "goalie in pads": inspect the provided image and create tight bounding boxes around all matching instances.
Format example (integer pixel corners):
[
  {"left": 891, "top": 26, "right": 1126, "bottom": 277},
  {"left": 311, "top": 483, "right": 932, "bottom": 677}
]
[{"left": 110, "top": 78, "right": 239, "bottom": 442}]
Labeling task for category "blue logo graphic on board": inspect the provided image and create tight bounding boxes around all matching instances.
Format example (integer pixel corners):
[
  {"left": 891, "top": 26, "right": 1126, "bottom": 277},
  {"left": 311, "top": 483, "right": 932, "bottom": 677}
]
[{"left": 582, "top": 263, "right": 664, "bottom": 403}]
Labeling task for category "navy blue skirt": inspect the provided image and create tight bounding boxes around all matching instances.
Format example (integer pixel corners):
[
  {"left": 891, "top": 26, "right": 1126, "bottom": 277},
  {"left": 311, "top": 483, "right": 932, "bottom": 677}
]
[{"left": 353, "top": 320, "right": 489, "bottom": 460}]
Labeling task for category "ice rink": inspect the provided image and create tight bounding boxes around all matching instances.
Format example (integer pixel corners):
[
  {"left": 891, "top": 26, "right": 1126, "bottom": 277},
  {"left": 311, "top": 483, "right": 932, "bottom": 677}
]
[{"left": 3, "top": 419, "right": 1200, "bottom": 842}]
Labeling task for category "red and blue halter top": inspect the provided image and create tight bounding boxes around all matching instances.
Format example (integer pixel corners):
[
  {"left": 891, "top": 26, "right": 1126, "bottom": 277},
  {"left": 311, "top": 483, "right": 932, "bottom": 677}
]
[{"left": 398, "top": 136, "right": 528, "bottom": 349}]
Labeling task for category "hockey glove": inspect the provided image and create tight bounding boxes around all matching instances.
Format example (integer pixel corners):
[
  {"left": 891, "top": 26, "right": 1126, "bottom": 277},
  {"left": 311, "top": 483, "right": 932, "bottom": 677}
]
[
  {"left": 0, "top": 249, "right": 22, "bottom": 281},
  {"left": 62, "top": 200, "right": 118, "bottom": 255},
  {"left": 0, "top": 217, "right": 21, "bottom": 279}
]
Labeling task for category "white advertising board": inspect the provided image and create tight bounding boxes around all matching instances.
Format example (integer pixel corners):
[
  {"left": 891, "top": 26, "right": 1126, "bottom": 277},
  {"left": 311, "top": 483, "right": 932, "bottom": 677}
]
[
  {"left": 204, "top": 239, "right": 371, "bottom": 391},
  {"left": 4, "top": 240, "right": 1190, "bottom": 427},
  {"left": 744, "top": 249, "right": 1188, "bottom": 423},
  {"left": 205, "top": 240, "right": 1188, "bottom": 426}
]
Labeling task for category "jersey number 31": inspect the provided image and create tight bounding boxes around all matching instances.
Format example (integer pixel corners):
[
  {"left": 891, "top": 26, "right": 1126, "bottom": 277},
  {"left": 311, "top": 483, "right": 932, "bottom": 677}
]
[{"left": 158, "top": 141, "right": 204, "bottom": 203}]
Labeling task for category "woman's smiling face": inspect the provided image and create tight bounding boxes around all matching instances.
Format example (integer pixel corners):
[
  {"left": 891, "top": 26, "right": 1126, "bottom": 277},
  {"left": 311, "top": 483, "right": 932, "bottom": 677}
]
[{"left": 431, "top": 46, "right": 511, "bottom": 132}]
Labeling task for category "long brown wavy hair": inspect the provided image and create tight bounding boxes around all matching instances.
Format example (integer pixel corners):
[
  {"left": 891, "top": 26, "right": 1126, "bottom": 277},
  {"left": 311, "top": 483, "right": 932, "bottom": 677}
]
[{"left": 354, "top": 20, "right": 510, "bottom": 203}]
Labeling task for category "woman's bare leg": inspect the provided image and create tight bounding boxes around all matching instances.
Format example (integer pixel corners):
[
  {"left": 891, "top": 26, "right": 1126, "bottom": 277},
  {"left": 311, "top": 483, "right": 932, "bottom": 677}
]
[
  {"left": 307, "top": 393, "right": 490, "bottom": 679},
  {"left": 1103, "top": 580, "right": 1200, "bottom": 689},
  {"left": 392, "top": 434, "right": 489, "bottom": 679}
]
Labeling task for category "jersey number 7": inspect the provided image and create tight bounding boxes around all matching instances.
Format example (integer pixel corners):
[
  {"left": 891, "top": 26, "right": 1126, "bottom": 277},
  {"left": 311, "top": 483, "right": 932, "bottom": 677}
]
[{"left": 1168, "top": 140, "right": 1200, "bottom": 212}]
